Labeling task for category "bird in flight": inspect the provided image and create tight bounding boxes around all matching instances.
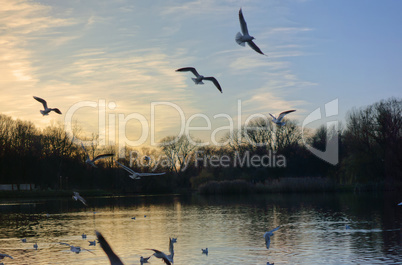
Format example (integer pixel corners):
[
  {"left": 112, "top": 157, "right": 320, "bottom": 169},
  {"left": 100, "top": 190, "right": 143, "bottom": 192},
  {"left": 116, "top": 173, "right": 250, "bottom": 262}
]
[
  {"left": 96, "top": 231, "right": 125, "bottom": 265},
  {"left": 81, "top": 142, "right": 114, "bottom": 168},
  {"left": 72, "top": 191, "right": 88, "bottom": 206},
  {"left": 176, "top": 67, "right": 222, "bottom": 93},
  {"left": 115, "top": 160, "right": 165, "bottom": 180},
  {"left": 269, "top": 110, "right": 296, "bottom": 126},
  {"left": 33, "top": 96, "right": 62, "bottom": 115},
  {"left": 235, "top": 8, "right": 266, "bottom": 55},
  {"left": 59, "top": 242, "right": 94, "bottom": 254},
  {"left": 264, "top": 226, "right": 280, "bottom": 249},
  {"left": 140, "top": 255, "right": 151, "bottom": 264},
  {"left": 147, "top": 249, "right": 172, "bottom": 265}
]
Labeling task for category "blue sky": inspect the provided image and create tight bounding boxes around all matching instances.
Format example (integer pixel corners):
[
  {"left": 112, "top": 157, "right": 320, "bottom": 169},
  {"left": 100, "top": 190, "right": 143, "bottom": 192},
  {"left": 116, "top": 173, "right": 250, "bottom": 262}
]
[{"left": 1, "top": 0, "right": 401, "bottom": 147}]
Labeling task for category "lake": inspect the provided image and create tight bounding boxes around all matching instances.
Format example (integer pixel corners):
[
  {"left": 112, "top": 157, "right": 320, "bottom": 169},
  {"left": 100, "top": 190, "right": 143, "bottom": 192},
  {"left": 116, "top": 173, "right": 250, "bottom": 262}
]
[{"left": 0, "top": 192, "right": 401, "bottom": 265}]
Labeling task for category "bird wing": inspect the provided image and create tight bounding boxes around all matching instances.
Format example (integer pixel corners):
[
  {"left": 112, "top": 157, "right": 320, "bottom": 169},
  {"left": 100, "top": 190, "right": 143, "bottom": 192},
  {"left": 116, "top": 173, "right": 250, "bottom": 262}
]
[
  {"left": 264, "top": 232, "right": 271, "bottom": 249},
  {"left": 82, "top": 248, "right": 96, "bottom": 255},
  {"left": 138, "top": 172, "right": 166, "bottom": 177},
  {"left": 81, "top": 142, "right": 90, "bottom": 160},
  {"left": 238, "top": 8, "right": 249, "bottom": 35},
  {"left": 247, "top": 40, "right": 265, "bottom": 55},
  {"left": 0, "top": 253, "right": 13, "bottom": 259},
  {"left": 93, "top": 153, "right": 114, "bottom": 162},
  {"left": 115, "top": 160, "right": 136, "bottom": 174},
  {"left": 51, "top": 108, "right": 62, "bottom": 114},
  {"left": 96, "top": 231, "right": 125, "bottom": 265},
  {"left": 176, "top": 67, "right": 200, "bottom": 78},
  {"left": 79, "top": 196, "right": 88, "bottom": 206},
  {"left": 277, "top": 110, "right": 296, "bottom": 121},
  {"left": 169, "top": 237, "right": 174, "bottom": 257},
  {"left": 203, "top": 77, "right": 222, "bottom": 93},
  {"left": 33, "top": 96, "right": 48, "bottom": 109},
  {"left": 269, "top": 113, "right": 276, "bottom": 120},
  {"left": 59, "top": 242, "right": 72, "bottom": 247},
  {"left": 269, "top": 225, "right": 281, "bottom": 233}
]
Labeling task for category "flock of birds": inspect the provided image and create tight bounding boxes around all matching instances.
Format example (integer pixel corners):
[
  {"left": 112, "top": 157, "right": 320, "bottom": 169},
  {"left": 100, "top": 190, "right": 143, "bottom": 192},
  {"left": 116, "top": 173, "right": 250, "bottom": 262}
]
[{"left": 8, "top": 6, "right": 400, "bottom": 265}]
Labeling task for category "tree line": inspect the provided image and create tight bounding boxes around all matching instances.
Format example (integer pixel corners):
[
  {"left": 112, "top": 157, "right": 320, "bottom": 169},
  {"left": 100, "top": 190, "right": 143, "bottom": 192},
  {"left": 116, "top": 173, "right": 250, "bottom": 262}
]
[{"left": 0, "top": 97, "right": 400, "bottom": 193}]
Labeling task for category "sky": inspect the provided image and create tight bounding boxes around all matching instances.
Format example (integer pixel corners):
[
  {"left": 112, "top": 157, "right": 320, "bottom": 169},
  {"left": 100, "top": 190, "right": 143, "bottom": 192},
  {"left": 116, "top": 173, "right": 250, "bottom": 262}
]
[{"left": 1, "top": 0, "right": 401, "bottom": 149}]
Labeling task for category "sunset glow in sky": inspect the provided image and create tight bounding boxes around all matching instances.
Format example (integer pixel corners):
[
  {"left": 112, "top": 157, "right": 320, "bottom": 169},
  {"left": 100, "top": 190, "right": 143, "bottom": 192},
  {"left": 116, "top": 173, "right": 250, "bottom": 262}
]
[{"left": 1, "top": 0, "right": 401, "bottom": 147}]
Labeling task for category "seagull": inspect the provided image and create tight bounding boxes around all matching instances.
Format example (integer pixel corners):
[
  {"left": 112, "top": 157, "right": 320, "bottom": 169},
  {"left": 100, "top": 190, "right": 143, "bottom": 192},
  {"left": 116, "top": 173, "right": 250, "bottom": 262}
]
[
  {"left": 82, "top": 233, "right": 87, "bottom": 239},
  {"left": 131, "top": 217, "right": 136, "bottom": 220},
  {"left": 269, "top": 110, "right": 296, "bottom": 126},
  {"left": 264, "top": 226, "right": 280, "bottom": 249},
  {"left": 33, "top": 96, "right": 62, "bottom": 115},
  {"left": 235, "top": 8, "right": 266, "bottom": 55},
  {"left": 202, "top": 248, "right": 208, "bottom": 255},
  {"left": 88, "top": 240, "right": 96, "bottom": 246},
  {"left": 140, "top": 255, "right": 151, "bottom": 264},
  {"left": 96, "top": 231, "right": 125, "bottom": 265},
  {"left": 115, "top": 160, "right": 165, "bottom": 180},
  {"left": 398, "top": 202, "right": 402, "bottom": 206},
  {"left": 21, "top": 238, "right": 27, "bottom": 243},
  {"left": 81, "top": 142, "right": 114, "bottom": 168},
  {"left": 59, "top": 242, "right": 95, "bottom": 255},
  {"left": 147, "top": 249, "right": 172, "bottom": 265},
  {"left": 33, "top": 243, "right": 38, "bottom": 250},
  {"left": 176, "top": 67, "right": 222, "bottom": 93},
  {"left": 72, "top": 191, "right": 88, "bottom": 206},
  {"left": 171, "top": 237, "right": 177, "bottom": 243},
  {"left": 0, "top": 254, "right": 13, "bottom": 260}
]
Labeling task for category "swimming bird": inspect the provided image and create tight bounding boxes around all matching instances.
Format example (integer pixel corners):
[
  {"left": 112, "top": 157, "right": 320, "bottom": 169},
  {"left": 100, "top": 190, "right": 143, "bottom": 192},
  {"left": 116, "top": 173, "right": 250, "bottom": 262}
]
[
  {"left": 202, "top": 248, "right": 208, "bottom": 255},
  {"left": 235, "top": 8, "right": 265, "bottom": 55},
  {"left": 82, "top": 233, "right": 87, "bottom": 239},
  {"left": 264, "top": 226, "right": 280, "bottom": 249},
  {"left": 140, "top": 255, "right": 151, "bottom": 264},
  {"left": 96, "top": 231, "right": 125, "bottom": 265},
  {"left": 21, "top": 238, "right": 27, "bottom": 243},
  {"left": 59, "top": 242, "right": 95, "bottom": 255},
  {"left": 88, "top": 240, "right": 96, "bottom": 246},
  {"left": 33, "top": 243, "right": 38, "bottom": 250},
  {"left": 171, "top": 237, "right": 177, "bottom": 243},
  {"left": 115, "top": 160, "right": 165, "bottom": 180},
  {"left": 147, "top": 249, "right": 172, "bottom": 265},
  {"left": 72, "top": 191, "right": 88, "bottom": 206},
  {"left": 176, "top": 67, "right": 222, "bottom": 93},
  {"left": 81, "top": 142, "right": 114, "bottom": 168},
  {"left": 0, "top": 253, "right": 13, "bottom": 260},
  {"left": 269, "top": 110, "right": 296, "bottom": 126},
  {"left": 33, "top": 96, "right": 62, "bottom": 115}
]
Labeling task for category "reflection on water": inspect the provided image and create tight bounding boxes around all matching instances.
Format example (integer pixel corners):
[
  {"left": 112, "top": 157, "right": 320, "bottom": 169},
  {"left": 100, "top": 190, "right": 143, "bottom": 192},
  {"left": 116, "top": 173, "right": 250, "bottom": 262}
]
[{"left": 0, "top": 192, "right": 401, "bottom": 265}]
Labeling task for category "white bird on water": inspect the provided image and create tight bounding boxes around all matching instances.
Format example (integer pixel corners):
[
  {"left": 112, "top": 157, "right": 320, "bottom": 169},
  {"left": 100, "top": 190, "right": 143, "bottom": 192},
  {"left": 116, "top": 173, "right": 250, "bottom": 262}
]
[
  {"left": 72, "top": 191, "right": 88, "bottom": 206},
  {"left": 269, "top": 110, "right": 296, "bottom": 126},
  {"left": 264, "top": 226, "right": 280, "bottom": 249},
  {"left": 33, "top": 243, "right": 38, "bottom": 250},
  {"left": 202, "top": 248, "right": 208, "bottom": 255},
  {"left": 176, "top": 67, "right": 222, "bottom": 93},
  {"left": 115, "top": 160, "right": 165, "bottom": 180},
  {"left": 81, "top": 142, "right": 114, "bottom": 168},
  {"left": 33, "top": 96, "right": 62, "bottom": 116},
  {"left": 96, "top": 231, "right": 125, "bottom": 265},
  {"left": 235, "top": 8, "right": 266, "bottom": 55}
]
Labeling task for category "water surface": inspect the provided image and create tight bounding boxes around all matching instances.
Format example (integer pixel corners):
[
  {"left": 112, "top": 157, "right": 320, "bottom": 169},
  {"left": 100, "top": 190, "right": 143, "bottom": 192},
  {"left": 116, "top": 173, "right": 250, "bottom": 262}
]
[{"left": 0, "top": 192, "right": 401, "bottom": 264}]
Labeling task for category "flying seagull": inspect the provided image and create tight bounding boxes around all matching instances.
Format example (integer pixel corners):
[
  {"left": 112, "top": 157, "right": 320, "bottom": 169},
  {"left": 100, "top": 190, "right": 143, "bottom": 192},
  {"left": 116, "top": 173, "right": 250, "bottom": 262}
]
[
  {"left": 81, "top": 142, "right": 114, "bottom": 168},
  {"left": 115, "top": 160, "right": 165, "bottom": 180},
  {"left": 176, "top": 67, "right": 222, "bottom": 93},
  {"left": 59, "top": 242, "right": 94, "bottom": 254},
  {"left": 269, "top": 110, "right": 296, "bottom": 126},
  {"left": 96, "top": 231, "right": 125, "bottom": 265},
  {"left": 264, "top": 226, "right": 280, "bottom": 249},
  {"left": 147, "top": 249, "right": 172, "bottom": 265},
  {"left": 235, "top": 8, "right": 266, "bottom": 55},
  {"left": 0, "top": 253, "right": 13, "bottom": 260},
  {"left": 72, "top": 191, "right": 88, "bottom": 206},
  {"left": 33, "top": 96, "right": 62, "bottom": 115}
]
